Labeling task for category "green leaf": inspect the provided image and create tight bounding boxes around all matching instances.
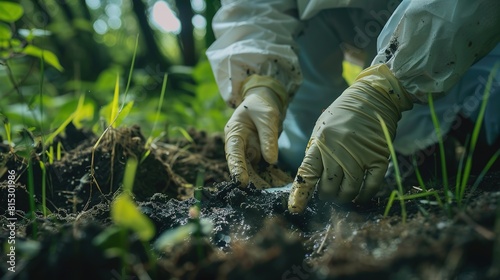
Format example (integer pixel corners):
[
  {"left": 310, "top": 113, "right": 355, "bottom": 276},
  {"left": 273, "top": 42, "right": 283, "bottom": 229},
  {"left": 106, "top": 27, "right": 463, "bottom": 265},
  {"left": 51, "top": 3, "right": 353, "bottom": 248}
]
[
  {"left": 21, "top": 45, "right": 64, "bottom": 72},
  {"left": 114, "top": 101, "right": 134, "bottom": 127},
  {"left": 111, "top": 193, "right": 155, "bottom": 241},
  {"left": 100, "top": 101, "right": 134, "bottom": 128},
  {"left": 0, "top": 23, "right": 11, "bottom": 39},
  {"left": 0, "top": 1, "right": 24, "bottom": 22}
]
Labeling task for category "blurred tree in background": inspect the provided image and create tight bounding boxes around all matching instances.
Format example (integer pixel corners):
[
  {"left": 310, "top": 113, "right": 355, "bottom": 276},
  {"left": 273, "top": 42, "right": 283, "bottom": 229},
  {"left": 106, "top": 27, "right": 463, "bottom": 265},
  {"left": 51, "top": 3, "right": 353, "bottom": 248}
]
[{"left": 0, "top": 0, "right": 229, "bottom": 141}]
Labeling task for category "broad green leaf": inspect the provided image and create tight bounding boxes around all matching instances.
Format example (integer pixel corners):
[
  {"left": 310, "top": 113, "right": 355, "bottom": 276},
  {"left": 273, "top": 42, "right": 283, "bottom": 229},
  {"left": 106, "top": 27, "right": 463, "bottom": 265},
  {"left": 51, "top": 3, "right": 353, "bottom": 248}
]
[
  {"left": 21, "top": 45, "right": 64, "bottom": 72},
  {"left": 111, "top": 193, "right": 155, "bottom": 241},
  {"left": 0, "top": 1, "right": 24, "bottom": 22},
  {"left": 0, "top": 23, "right": 11, "bottom": 39}
]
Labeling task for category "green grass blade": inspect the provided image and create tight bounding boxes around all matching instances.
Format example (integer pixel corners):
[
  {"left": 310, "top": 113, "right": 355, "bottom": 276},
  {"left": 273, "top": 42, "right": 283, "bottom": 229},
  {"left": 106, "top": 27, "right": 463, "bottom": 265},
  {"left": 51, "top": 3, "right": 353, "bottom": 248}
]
[
  {"left": 123, "top": 34, "right": 139, "bottom": 101},
  {"left": 383, "top": 190, "right": 399, "bottom": 217},
  {"left": 3, "top": 117, "right": 12, "bottom": 146},
  {"left": 39, "top": 161, "right": 47, "bottom": 217},
  {"left": 39, "top": 51, "right": 45, "bottom": 143},
  {"left": 110, "top": 75, "right": 120, "bottom": 128},
  {"left": 412, "top": 155, "right": 427, "bottom": 191},
  {"left": 467, "top": 148, "right": 500, "bottom": 203},
  {"left": 455, "top": 135, "right": 469, "bottom": 203},
  {"left": 428, "top": 93, "right": 449, "bottom": 200},
  {"left": 377, "top": 114, "right": 406, "bottom": 223},
  {"left": 399, "top": 191, "right": 438, "bottom": 201},
  {"left": 47, "top": 146, "right": 54, "bottom": 164},
  {"left": 27, "top": 159, "right": 38, "bottom": 238},
  {"left": 459, "top": 62, "right": 499, "bottom": 204},
  {"left": 147, "top": 74, "right": 168, "bottom": 148},
  {"left": 57, "top": 141, "right": 62, "bottom": 161}
]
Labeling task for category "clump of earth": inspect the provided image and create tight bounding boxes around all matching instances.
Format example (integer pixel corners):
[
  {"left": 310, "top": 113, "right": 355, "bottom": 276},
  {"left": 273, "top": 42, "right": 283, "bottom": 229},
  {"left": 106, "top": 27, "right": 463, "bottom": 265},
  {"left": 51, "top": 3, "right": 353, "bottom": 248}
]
[{"left": 0, "top": 124, "right": 499, "bottom": 279}]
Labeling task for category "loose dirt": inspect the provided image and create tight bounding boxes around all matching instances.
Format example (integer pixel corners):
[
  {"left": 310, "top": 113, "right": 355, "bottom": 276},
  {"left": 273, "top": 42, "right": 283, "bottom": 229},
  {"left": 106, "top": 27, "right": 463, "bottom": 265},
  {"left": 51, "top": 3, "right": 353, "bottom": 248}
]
[{"left": 0, "top": 125, "right": 499, "bottom": 279}]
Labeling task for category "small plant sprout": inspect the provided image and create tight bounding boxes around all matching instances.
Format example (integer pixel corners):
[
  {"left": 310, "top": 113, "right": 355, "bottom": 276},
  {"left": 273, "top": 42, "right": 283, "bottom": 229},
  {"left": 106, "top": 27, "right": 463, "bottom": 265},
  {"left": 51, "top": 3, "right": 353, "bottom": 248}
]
[
  {"left": 377, "top": 113, "right": 407, "bottom": 223},
  {"left": 378, "top": 114, "right": 442, "bottom": 222},
  {"left": 90, "top": 35, "right": 139, "bottom": 193}
]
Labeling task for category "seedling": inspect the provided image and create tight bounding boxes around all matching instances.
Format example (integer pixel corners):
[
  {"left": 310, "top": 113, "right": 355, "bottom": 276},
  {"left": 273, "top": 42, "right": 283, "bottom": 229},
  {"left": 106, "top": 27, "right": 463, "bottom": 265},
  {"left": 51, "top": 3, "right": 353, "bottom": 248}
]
[
  {"left": 90, "top": 36, "right": 139, "bottom": 194},
  {"left": 378, "top": 114, "right": 441, "bottom": 222}
]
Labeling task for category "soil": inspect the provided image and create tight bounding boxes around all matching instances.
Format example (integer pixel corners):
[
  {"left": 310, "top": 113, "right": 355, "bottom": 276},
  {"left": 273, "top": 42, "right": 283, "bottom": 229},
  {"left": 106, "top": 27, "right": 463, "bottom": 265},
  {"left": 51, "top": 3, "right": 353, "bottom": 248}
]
[{"left": 0, "top": 124, "right": 499, "bottom": 280}]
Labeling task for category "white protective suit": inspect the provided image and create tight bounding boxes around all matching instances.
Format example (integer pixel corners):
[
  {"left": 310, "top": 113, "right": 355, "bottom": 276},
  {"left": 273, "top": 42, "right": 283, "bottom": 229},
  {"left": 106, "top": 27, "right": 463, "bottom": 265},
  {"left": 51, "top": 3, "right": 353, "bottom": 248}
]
[{"left": 207, "top": 0, "right": 500, "bottom": 172}]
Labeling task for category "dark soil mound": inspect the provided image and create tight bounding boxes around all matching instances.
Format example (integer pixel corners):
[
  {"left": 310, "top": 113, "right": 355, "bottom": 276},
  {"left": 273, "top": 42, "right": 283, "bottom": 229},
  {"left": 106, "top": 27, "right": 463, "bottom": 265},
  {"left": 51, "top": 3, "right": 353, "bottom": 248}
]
[{"left": 1, "top": 125, "right": 499, "bottom": 279}]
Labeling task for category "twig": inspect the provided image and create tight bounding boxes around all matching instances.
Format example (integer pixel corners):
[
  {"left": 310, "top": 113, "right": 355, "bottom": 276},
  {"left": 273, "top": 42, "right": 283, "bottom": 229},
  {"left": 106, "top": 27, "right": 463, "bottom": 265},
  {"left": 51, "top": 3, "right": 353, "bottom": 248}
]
[{"left": 317, "top": 224, "right": 332, "bottom": 254}]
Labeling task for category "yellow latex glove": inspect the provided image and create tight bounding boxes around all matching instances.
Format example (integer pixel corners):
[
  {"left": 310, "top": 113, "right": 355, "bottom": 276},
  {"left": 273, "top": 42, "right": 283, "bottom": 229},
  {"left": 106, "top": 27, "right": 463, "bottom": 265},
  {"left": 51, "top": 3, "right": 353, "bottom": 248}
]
[
  {"left": 288, "top": 64, "right": 414, "bottom": 213},
  {"left": 225, "top": 75, "right": 291, "bottom": 188}
]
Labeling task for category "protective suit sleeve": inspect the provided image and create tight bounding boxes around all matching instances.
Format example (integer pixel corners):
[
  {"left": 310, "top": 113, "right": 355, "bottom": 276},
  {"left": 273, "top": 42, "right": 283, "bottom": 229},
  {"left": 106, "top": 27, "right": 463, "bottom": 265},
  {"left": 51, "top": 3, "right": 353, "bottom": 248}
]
[
  {"left": 373, "top": 0, "right": 500, "bottom": 102},
  {"left": 206, "top": 0, "right": 303, "bottom": 108}
]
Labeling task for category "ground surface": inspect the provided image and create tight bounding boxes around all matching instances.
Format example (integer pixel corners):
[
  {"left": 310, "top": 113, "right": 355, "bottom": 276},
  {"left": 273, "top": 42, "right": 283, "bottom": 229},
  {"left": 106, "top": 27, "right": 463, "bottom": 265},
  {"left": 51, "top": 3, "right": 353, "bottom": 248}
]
[{"left": 0, "top": 125, "right": 499, "bottom": 280}]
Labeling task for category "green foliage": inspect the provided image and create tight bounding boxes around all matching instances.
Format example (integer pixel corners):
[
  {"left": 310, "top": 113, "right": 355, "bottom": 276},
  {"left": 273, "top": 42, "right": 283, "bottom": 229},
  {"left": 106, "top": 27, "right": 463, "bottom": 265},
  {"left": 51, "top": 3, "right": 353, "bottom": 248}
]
[
  {"left": 0, "top": 1, "right": 24, "bottom": 23},
  {"left": 21, "top": 45, "right": 63, "bottom": 72},
  {"left": 0, "top": 23, "right": 12, "bottom": 39},
  {"left": 0, "top": 1, "right": 62, "bottom": 72},
  {"left": 384, "top": 64, "right": 500, "bottom": 219}
]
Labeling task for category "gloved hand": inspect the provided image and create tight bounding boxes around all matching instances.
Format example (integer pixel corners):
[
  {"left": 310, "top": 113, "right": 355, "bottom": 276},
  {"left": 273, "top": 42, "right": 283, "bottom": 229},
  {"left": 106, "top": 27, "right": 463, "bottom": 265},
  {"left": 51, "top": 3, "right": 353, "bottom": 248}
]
[
  {"left": 225, "top": 75, "right": 291, "bottom": 188},
  {"left": 288, "top": 64, "right": 414, "bottom": 213}
]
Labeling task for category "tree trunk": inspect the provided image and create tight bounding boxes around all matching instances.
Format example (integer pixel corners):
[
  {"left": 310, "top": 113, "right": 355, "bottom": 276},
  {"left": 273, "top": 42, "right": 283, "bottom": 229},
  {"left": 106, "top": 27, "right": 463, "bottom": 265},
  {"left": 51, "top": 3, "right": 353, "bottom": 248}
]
[
  {"left": 175, "top": 0, "right": 196, "bottom": 66},
  {"left": 131, "top": 0, "right": 169, "bottom": 69}
]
